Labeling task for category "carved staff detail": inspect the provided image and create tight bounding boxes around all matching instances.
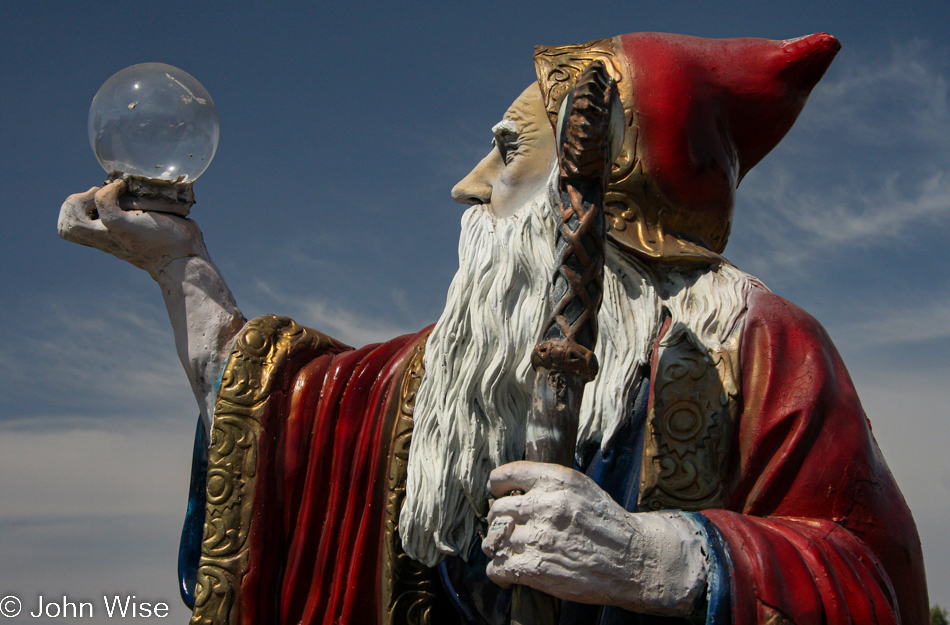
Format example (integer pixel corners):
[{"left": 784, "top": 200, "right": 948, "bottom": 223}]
[{"left": 510, "top": 60, "right": 621, "bottom": 625}]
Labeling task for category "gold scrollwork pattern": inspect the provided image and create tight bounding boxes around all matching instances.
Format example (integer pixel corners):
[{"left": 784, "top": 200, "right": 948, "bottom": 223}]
[
  {"left": 533, "top": 38, "right": 621, "bottom": 129},
  {"left": 190, "top": 315, "right": 347, "bottom": 625},
  {"left": 534, "top": 38, "right": 724, "bottom": 265},
  {"left": 639, "top": 332, "right": 740, "bottom": 512},
  {"left": 379, "top": 334, "right": 445, "bottom": 625}
]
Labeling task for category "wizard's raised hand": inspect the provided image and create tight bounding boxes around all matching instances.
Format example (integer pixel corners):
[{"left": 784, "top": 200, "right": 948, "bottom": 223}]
[{"left": 58, "top": 180, "right": 208, "bottom": 280}]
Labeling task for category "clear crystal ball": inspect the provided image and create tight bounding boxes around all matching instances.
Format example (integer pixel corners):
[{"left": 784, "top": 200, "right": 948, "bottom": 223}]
[{"left": 89, "top": 63, "right": 219, "bottom": 182}]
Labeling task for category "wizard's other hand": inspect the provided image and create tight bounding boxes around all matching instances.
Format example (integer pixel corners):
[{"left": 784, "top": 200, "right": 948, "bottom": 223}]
[
  {"left": 58, "top": 180, "right": 208, "bottom": 279},
  {"left": 482, "top": 461, "right": 707, "bottom": 618}
]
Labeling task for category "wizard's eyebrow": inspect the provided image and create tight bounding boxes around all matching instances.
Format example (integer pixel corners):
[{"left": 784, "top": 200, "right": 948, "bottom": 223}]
[
  {"left": 503, "top": 103, "right": 539, "bottom": 134},
  {"left": 491, "top": 119, "right": 518, "bottom": 138}
]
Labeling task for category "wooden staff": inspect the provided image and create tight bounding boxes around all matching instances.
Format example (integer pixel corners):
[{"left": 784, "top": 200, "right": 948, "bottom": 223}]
[{"left": 509, "top": 60, "right": 621, "bottom": 625}]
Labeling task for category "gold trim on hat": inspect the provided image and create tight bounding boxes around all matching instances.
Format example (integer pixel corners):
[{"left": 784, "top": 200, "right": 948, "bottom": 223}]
[{"left": 534, "top": 38, "right": 726, "bottom": 266}]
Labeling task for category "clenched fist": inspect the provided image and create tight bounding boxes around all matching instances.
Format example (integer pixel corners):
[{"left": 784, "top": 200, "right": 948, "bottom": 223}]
[{"left": 482, "top": 461, "right": 708, "bottom": 618}]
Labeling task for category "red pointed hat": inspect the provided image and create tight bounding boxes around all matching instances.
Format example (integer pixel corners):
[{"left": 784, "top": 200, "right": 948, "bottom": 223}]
[{"left": 534, "top": 32, "right": 840, "bottom": 264}]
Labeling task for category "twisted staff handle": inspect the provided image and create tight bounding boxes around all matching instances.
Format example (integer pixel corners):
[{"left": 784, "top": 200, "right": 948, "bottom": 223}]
[{"left": 510, "top": 61, "right": 622, "bottom": 625}]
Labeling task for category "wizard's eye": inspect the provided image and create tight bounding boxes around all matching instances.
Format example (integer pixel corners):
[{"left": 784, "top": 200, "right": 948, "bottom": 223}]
[
  {"left": 492, "top": 130, "right": 522, "bottom": 165},
  {"left": 491, "top": 120, "right": 522, "bottom": 166},
  {"left": 491, "top": 136, "right": 506, "bottom": 162}
]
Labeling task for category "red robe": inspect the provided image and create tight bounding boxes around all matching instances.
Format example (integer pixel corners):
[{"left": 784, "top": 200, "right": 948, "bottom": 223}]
[
  {"left": 191, "top": 287, "right": 927, "bottom": 625},
  {"left": 701, "top": 288, "right": 927, "bottom": 625}
]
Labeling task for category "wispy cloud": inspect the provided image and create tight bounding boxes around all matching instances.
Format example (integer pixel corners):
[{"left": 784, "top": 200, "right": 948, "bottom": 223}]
[
  {"left": 805, "top": 40, "right": 949, "bottom": 146},
  {"left": 739, "top": 169, "right": 950, "bottom": 267},
  {"left": 733, "top": 41, "right": 950, "bottom": 273},
  {"left": 249, "top": 280, "right": 424, "bottom": 347},
  {"left": 0, "top": 293, "right": 194, "bottom": 425},
  {"left": 0, "top": 419, "right": 193, "bottom": 521},
  {"left": 838, "top": 291, "right": 950, "bottom": 347}
]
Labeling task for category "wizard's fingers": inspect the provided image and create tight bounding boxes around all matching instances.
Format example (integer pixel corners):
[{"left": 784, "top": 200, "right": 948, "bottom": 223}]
[
  {"left": 60, "top": 187, "right": 100, "bottom": 221},
  {"left": 486, "top": 491, "right": 532, "bottom": 525},
  {"left": 486, "top": 549, "right": 578, "bottom": 597},
  {"left": 489, "top": 461, "right": 541, "bottom": 498},
  {"left": 485, "top": 547, "right": 557, "bottom": 590},
  {"left": 485, "top": 557, "right": 517, "bottom": 588},
  {"left": 58, "top": 187, "right": 108, "bottom": 243},
  {"left": 481, "top": 515, "right": 515, "bottom": 559},
  {"left": 93, "top": 179, "right": 129, "bottom": 228},
  {"left": 488, "top": 461, "right": 580, "bottom": 498}
]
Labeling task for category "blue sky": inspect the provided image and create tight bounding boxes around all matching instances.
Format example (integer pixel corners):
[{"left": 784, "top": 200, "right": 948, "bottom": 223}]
[{"left": 1, "top": 1, "right": 948, "bottom": 621}]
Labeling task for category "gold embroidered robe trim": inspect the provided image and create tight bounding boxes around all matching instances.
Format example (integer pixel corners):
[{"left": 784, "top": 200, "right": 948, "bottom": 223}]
[
  {"left": 378, "top": 332, "right": 444, "bottom": 625},
  {"left": 190, "top": 315, "right": 348, "bottom": 625},
  {"left": 639, "top": 325, "right": 740, "bottom": 513}
]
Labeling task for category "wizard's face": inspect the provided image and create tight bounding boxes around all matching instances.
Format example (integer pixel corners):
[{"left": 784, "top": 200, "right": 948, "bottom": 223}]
[{"left": 451, "top": 83, "right": 556, "bottom": 219}]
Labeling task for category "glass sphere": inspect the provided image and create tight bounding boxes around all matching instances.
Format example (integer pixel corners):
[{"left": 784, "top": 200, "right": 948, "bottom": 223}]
[{"left": 89, "top": 63, "right": 219, "bottom": 182}]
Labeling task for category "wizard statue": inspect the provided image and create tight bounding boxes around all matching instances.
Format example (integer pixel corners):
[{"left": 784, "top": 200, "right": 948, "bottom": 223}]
[{"left": 58, "top": 30, "right": 928, "bottom": 625}]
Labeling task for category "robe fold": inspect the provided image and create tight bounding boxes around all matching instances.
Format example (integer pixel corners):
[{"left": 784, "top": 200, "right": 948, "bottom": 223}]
[
  {"left": 188, "top": 285, "right": 927, "bottom": 625},
  {"left": 698, "top": 289, "right": 927, "bottom": 625}
]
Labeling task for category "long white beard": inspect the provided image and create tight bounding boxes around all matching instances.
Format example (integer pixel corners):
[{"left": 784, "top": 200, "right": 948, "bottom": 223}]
[
  {"left": 399, "top": 182, "right": 558, "bottom": 567},
  {"left": 399, "top": 173, "right": 761, "bottom": 567}
]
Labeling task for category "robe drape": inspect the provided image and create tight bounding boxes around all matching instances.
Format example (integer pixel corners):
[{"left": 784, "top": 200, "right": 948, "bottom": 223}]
[
  {"left": 699, "top": 289, "right": 927, "bottom": 625},
  {"left": 188, "top": 286, "right": 927, "bottom": 625}
]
